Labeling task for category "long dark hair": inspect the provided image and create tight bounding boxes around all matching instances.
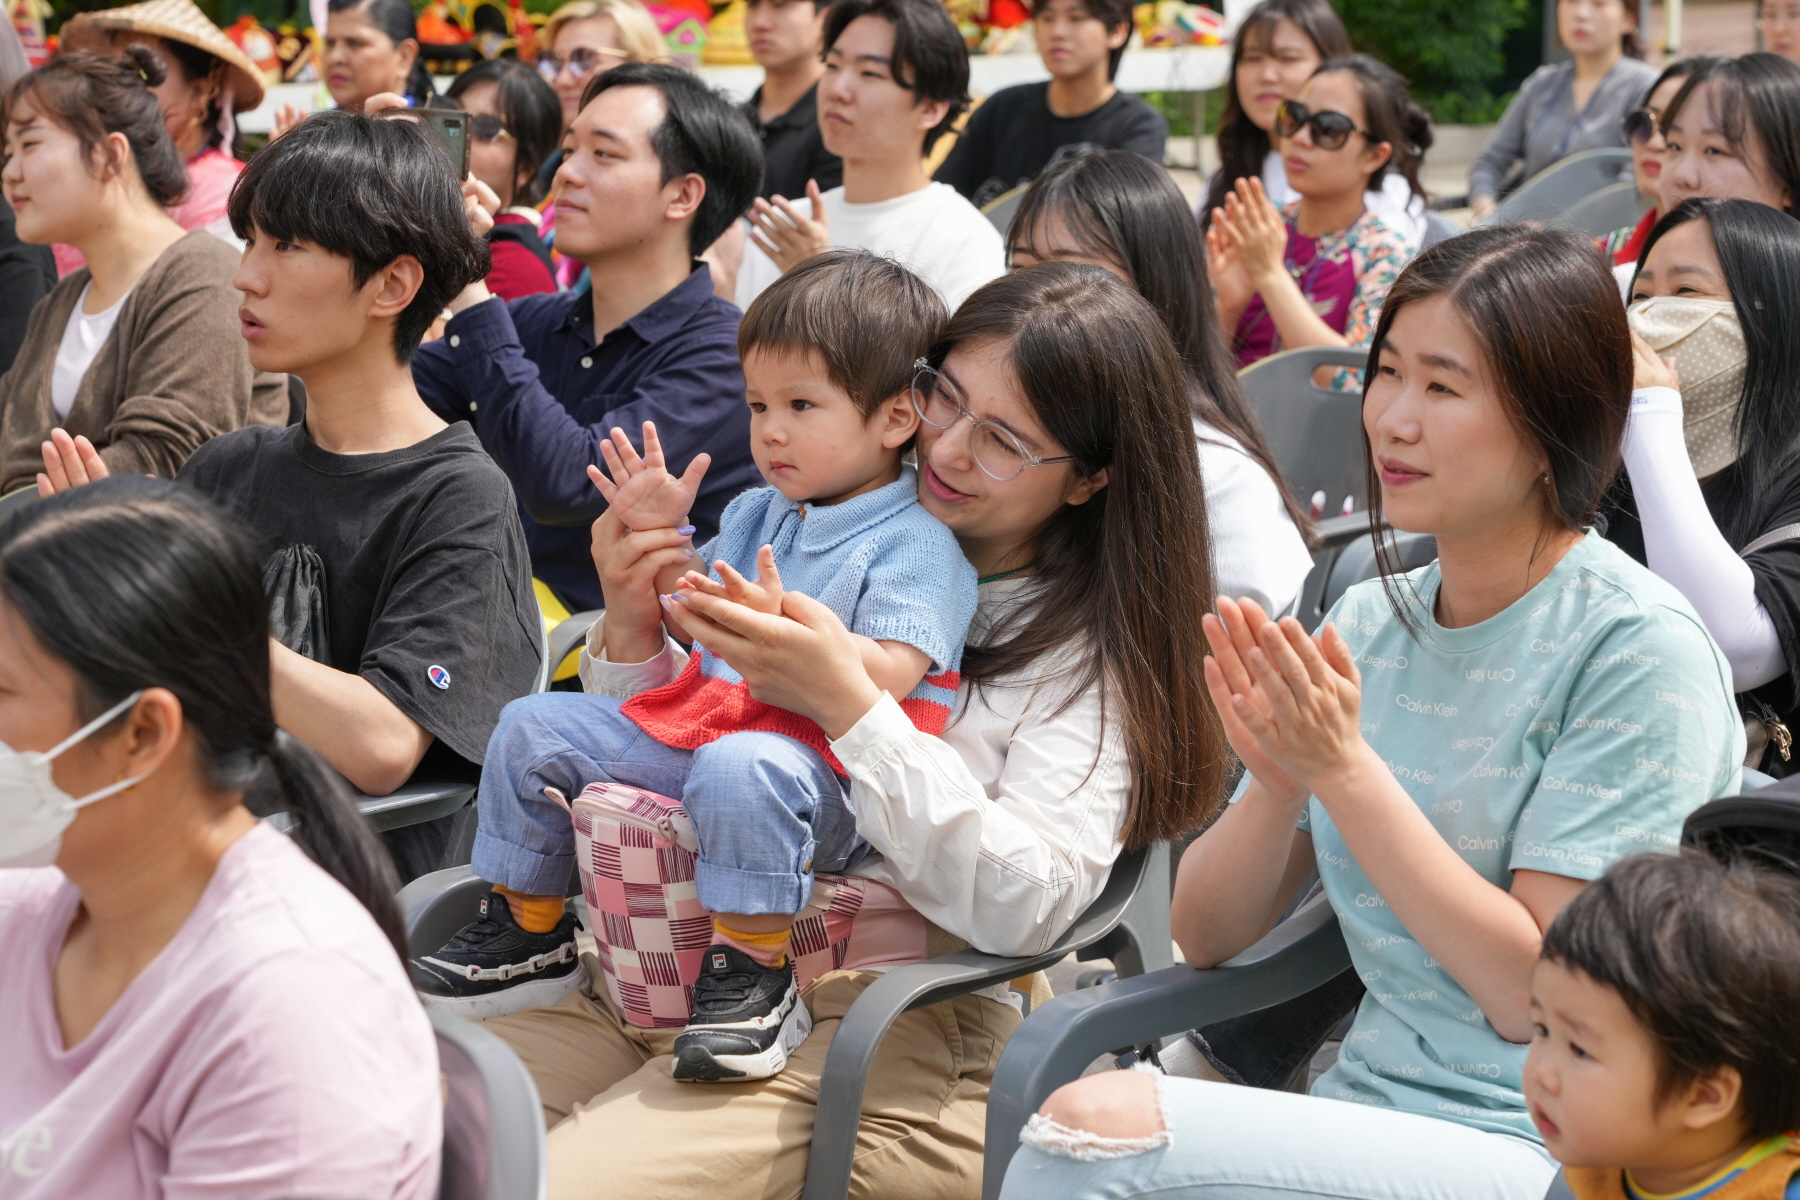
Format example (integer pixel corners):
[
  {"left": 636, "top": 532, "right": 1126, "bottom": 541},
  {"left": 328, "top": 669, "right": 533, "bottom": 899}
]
[
  {"left": 447, "top": 59, "right": 564, "bottom": 207},
  {"left": 1007, "top": 149, "right": 1313, "bottom": 542},
  {"left": 934, "top": 264, "right": 1226, "bottom": 846},
  {"left": 1315, "top": 54, "right": 1433, "bottom": 200},
  {"left": 0, "top": 46, "right": 187, "bottom": 207},
  {"left": 1542, "top": 851, "right": 1800, "bottom": 1140},
  {"left": 0, "top": 478, "right": 407, "bottom": 960},
  {"left": 158, "top": 36, "right": 231, "bottom": 153},
  {"left": 1362, "top": 226, "right": 1631, "bottom": 624},
  {"left": 328, "top": 0, "right": 436, "bottom": 107},
  {"left": 1203, "top": 0, "right": 1350, "bottom": 217},
  {"left": 1661, "top": 53, "right": 1800, "bottom": 220},
  {"left": 1633, "top": 198, "right": 1800, "bottom": 543}
]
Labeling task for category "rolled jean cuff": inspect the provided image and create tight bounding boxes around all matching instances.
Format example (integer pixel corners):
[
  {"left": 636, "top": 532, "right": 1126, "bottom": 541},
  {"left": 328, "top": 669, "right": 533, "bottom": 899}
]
[
  {"left": 471, "top": 826, "right": 577, "bottom": 896},
  {"left": 695, "top": 858, "right": 813, "bottom": 916}
]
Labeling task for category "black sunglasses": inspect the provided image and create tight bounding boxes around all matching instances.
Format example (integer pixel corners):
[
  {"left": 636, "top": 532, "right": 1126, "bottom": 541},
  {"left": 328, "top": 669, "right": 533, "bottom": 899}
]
[
  {"left": 1621, "top": 106, "right": 1662, "bottom": 145},
  {"left": 1273, "top": 99, "right": 1372, "bottom": 151},
  {"left": 468, "top": 113, "right": 511, "bottom": 143}
]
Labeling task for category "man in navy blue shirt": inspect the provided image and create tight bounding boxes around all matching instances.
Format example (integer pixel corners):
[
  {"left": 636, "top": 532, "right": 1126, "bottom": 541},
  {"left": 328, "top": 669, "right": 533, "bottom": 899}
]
[{"left": 414, "top": 64, "right": 765, "bottom": 614}]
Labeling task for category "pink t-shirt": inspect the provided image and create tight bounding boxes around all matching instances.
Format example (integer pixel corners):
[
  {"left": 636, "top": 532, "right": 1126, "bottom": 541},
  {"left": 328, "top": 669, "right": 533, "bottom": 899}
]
[{"left": 0, "top": 823, "right": 442, "bottom": 1199}]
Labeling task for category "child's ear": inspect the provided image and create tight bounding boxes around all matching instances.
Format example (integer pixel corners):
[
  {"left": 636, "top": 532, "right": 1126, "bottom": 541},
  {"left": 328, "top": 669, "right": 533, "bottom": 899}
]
[
  {"left": 877, "top": 390, "right": 920, "bottom": 449},
  {"left": 1677, "top": 1065, "right": 1745, "bottom": 1134}
]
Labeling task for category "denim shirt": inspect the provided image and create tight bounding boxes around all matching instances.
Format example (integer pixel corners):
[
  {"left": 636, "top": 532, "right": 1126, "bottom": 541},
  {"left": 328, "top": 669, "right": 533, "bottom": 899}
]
[{"left": 411, "top": 264, "right": 760, "bottom": 610}]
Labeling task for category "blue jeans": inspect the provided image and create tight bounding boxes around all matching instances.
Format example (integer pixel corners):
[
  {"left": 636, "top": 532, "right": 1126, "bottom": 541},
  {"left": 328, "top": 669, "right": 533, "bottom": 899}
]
[
  {"left": 470, "top": 692, "right": 866, "bottom": 915},
  {"left": 1000, "top": 1075, "right": 1556, "bottom": 1200}
]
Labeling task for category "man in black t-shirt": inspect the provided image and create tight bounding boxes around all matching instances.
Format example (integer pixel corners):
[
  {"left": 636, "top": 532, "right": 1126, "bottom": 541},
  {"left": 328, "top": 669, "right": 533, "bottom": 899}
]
[
  {"left": 741, "top": 0, "right": 842, "bottom": 200},
  {"left": 933, "top": 0, "right": 1166, "bottom": 208},
  {"left": 39, "top": 111, "right": 547, "bottom": 881}
]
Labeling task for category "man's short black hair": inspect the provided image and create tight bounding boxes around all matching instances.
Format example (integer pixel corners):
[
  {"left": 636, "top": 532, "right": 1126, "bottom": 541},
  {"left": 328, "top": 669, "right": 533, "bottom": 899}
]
[
  {"left": 1028, "top": 0, "right": 1134, "bottom": 80},
  {"left": 579, "top": 63, "right": 764, "bottom": 256},
  {"left": 823, "top": 0, "right": 971, "bottom": 154},
  {"left": 227, "top": 110, "right": 489, "bottom": 366}
]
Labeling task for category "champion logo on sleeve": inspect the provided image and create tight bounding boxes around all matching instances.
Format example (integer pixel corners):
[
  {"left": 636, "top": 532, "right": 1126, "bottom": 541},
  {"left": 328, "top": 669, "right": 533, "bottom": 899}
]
[{"left": 428, "top": 665, "right": 451, "bottom": 690}]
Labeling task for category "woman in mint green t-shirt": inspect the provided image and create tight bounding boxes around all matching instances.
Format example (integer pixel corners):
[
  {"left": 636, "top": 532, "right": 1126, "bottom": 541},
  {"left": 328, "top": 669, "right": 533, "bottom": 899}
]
[{"left": 999, "top": 226, "right": 1745, "bottom": 1200}]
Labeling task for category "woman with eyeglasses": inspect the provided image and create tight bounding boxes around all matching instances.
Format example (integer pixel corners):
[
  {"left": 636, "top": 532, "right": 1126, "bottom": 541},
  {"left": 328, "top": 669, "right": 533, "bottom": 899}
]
[
  {"left": 1207, "top": 54, "right": 1427, "bottom": 375},
  {"left": 1200, "top": 0, "right": 1427, "bottom": 251},
  {"left": 1468, "top": 0, "right": 1655, "bottom": 222},
  {"left": 447, "top": 60, "right": 563, "bottom": 299},
  {"left": 1601, "top": 59, "right": 1714, "bottom": 266},
  {"left": 321, "top": 0, "right": 437, "bottom": 113}
]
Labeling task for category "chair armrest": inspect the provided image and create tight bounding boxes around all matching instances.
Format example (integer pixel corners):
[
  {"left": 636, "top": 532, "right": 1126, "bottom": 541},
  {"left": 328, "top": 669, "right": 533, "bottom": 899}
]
[
  {"left": 979, "top": 899, "right": 1350, "bottom": 1200},
  {"left": 547, "top": 610, "right": 603, "bottom": 678},
  {"left": 357, "top": 779, "right": 477, "bottom": 832}
]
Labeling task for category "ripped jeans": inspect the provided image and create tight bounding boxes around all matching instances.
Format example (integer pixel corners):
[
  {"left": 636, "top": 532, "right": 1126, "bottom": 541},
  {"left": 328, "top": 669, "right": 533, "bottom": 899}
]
[{"left": 1000, "top": 1076, "right": 1556, "bottom": 1200}]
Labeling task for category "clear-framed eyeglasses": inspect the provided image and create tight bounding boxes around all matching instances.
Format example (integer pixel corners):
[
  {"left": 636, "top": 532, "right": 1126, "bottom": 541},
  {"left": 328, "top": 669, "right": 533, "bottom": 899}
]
[{"left": 908, "top": 358, "right": 1078, "bottom": 482}]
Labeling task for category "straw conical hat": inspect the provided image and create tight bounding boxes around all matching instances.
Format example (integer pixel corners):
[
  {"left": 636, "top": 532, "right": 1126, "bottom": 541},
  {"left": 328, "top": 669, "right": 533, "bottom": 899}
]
[{"left": 60, "top": 0, "right": 266, "bottom": 112}]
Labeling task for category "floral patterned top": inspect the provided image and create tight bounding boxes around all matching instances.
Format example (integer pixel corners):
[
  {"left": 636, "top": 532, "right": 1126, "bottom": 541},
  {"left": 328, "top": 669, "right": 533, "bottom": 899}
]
[{"left": 1233, "top": 202, "right": 1412, "bottom": 388}]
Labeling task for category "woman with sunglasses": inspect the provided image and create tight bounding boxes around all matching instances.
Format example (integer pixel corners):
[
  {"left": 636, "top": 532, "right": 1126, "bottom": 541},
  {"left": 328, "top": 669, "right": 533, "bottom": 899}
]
[
  {"left": 447, "top": 60, "right": 563, "bottom": 299},
  {"left": 1468, "top": 0, "right": 1654, "bottom": 222},
  {"left": 1602, "top": 58, "right": 1713, "bottom": 266},
  {"left": 538, "top": 0, "right": 667, "bottom": 133},
  {"left": 1207, "top": 54, "right": 1427, "bottom": 375}
]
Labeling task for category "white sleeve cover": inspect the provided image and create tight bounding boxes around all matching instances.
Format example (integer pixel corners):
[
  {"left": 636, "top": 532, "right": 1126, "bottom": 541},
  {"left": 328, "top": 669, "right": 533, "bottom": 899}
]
[{"left": 1623, "top": 386, "right": 1787, "bottom": 691}]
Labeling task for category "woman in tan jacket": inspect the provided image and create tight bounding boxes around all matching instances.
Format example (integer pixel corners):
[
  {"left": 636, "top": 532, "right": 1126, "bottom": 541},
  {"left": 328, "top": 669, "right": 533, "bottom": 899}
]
[{"left": 0, "top": 47, "right": 283, "bottom": 494}]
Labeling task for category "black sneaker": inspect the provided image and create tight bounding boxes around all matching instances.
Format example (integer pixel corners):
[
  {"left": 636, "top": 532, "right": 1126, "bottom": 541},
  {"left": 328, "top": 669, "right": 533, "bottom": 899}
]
[
  {"left": 670, "top": 944, "right": 811, "bottom": 1082},
  {"left": 410, "top": 890, "right": 585, "bottom": 1020}
]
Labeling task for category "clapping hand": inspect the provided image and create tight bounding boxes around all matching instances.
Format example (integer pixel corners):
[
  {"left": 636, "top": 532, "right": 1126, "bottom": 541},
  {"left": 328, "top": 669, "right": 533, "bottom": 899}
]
[
  {"left": 587, "top": 421, "right": 710, "bottom": 532},
  {"left": 1220, "top": 176, "right": 1289, "bottom": 287},
  {"left": 36, "top": 428, "right": 110, "bottom": 496},
  {"left": 747, "top": 179, "right": 831, "bottom": 272},
  {"left": 671, "top": 544, "right": 784, "bottom": 618}
]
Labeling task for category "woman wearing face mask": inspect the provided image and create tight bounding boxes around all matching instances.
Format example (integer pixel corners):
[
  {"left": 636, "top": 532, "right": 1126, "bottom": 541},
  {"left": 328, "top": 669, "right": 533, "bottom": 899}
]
[
  {"left": 1009, "top": 149, "right": 1316, "bottom": 615},
  {"left": 1657, "top": 53, "right": 1800, "bottom": 219},
  {"left": 1200, "top": 0, "right": 1423, "bottom": 250},
  {"left": 1601, "top": 58, "right": 1713, "bottom": 266},
  {"left": 0, "top": 477, "right": 441, "bottom": 1198},
  {"left": 1207, "top": 54, "right": 1427, "bottom": 374},
  {"left": 1611, "top": 197, "right": 1800, "bottom": 779},
  {"left": 1468, "top": 0, "right": 1655, "bottom": 222},
  {"left": 1000, "top": 224, "right": 1743, "bottom": 1200}
]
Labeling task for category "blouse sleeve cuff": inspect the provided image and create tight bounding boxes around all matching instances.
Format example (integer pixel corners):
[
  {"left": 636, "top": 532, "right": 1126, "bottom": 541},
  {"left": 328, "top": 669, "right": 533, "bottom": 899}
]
[
  {"left": 577, "top": 621, "right": 687, "bottom": 698},
  {"left": 827, "top": 691, "right": 912, "bottom": 775}
]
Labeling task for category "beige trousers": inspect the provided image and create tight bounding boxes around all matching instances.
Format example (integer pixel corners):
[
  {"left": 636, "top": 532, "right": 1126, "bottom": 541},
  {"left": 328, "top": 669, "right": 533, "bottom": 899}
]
[{"left": 483, "top": 964, "right": 1022, "bottom": 1200}]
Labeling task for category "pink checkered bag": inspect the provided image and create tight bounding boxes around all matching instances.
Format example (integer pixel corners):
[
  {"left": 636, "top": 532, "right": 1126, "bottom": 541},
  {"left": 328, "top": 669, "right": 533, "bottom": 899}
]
[{"left": 567, "top": 781, "right": 914, "bottom": 1029}]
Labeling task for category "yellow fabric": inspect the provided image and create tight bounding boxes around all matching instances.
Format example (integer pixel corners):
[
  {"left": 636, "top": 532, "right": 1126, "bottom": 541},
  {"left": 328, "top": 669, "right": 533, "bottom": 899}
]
[
  {"left": 1566, "top": 1136, "right": 1800, "bottom": 1200},
  {"left": 496, "top": 885, "right": 566, "bottom": 935},
  {"left": 533, "top": 578, "right": 582, "bottom": 682},
  {"left": 713, "top": 919, "right": 793, "bottom": 968}
]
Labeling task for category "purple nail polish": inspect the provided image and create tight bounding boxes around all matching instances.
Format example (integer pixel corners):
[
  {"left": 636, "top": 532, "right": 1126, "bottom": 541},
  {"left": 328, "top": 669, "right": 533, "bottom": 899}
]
[
  {"left": 670, "top": 592, "right": 691, "bottom": 605},
  {"left": 677, "top": 525, "right": 696, "bottom": 537}
]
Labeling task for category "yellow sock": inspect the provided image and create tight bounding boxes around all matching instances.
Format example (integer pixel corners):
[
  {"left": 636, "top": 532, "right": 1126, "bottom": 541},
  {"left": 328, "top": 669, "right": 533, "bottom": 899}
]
[
  {"left": 496, "top": 885, "right": 564, "bottom": 934},
  {"left": 714, "top": 919, "right": 793, "bottom": 968}
]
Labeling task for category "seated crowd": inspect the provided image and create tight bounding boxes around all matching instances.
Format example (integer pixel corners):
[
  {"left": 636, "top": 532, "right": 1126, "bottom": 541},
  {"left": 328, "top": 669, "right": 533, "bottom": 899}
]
[{"left": 3, "top": 0, "right": 1800, "bottom": 1198}]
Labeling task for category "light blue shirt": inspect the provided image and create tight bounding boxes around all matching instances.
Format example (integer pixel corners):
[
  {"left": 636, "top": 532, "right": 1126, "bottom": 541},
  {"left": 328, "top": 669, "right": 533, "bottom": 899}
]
[{"left": 1289, "top": 533, "right": 1743, "bottom": 1140}]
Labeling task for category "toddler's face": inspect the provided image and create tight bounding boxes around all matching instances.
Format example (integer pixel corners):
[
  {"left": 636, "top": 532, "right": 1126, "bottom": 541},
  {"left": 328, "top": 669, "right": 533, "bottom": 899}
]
[
  {"left": 742, "top": 349, "right": 917, "bottom": 505},
  {"left": 1524, "top": 959, "right": 1682, "bottom": 1170}
]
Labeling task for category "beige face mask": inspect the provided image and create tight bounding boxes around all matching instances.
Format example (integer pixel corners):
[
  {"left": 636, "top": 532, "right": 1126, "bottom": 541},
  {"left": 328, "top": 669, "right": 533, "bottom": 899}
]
[{"left": 1627, "top": 297, "right": 1747, "bottom": 477}]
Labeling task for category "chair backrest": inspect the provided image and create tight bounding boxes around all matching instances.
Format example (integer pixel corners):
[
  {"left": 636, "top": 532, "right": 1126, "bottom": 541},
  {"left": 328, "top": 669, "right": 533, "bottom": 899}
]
[
  {"left": 1559, "top": 181, "right": 1651, "bottom": 239},
  {"left": 430, "top": 1008, "right": 548, "bottom": 1200},
  {"left": 1236, "top": 346, "right": 1371, "bottom": 519},
  {"left": 1486, "top": 148, "right": 1633, "bottom": 227},
  {"left": 1419, "top": 210, "right": 1462, "bottom": 251},
  {"left": 0, "top": 486, "right": 41, "bottom": 525},
  {"left": 981, "top": 185, "right": 1026, "bottom": 236},
  {"left": 1320, "top": 530, "right": 1438, "bottom": 616}
]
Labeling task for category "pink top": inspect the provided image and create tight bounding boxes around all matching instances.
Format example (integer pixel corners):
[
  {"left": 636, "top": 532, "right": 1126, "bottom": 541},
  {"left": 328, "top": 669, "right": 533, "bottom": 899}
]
[{"left": 0, "top": 823, "right": 442, "bottom": 1199}]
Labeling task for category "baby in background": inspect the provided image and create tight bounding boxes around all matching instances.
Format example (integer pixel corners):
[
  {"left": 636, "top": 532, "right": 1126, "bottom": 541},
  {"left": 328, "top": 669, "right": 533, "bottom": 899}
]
[
  {"left": 1526, "top": 850, "right": 1800, "bottom": 1200},
  {"left": 582, "top": 249, "right": 977, "bottom": 1083}
]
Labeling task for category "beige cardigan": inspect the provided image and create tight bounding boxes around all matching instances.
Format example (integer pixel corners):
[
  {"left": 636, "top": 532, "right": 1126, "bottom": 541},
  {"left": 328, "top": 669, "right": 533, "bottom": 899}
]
[{"left": 0, "top": 230, "right": 287, "bottom": 493}]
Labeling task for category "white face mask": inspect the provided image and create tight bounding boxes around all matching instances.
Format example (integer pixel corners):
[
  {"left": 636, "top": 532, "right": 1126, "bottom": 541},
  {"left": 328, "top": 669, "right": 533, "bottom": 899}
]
[{"left": 0, "top": 691, "right": 149, "bottom": 870}]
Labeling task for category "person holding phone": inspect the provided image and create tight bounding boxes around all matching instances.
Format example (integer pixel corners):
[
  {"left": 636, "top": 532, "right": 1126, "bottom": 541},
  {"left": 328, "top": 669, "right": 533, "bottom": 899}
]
[{"left": 447, "top": 60, "right": 562, "bottom": 299}]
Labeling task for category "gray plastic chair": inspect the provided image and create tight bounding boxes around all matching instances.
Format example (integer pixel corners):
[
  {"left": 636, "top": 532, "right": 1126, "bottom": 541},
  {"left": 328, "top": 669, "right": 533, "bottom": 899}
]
[
  {"left": 1483, "top": 148, "right": 1634, "bottom": 227},
  {"left": 1290, "top": 513, "right": 1381, "bottom": 634},
  {"left": 0, "top": 486, "right": 39, "bottom": 523},
  {"left": 1419, "top": 210, "right": 1462, "bottom": 250},
  {"left": 981, "top": 185, "right": 1027, "bottom": 236},
  {"left": 1236, "top": 347, "right": 1372, "bottom": 524},
  {"left": 1319, "top": 530, "right": 1439, "bottom": 616},
  {"left": 402, "top": 843, "right": 1171, "bottom": 1200},
  {"left": 430, "top": 1008, "right": 549, "bottom": 1200},
  {"left": 1559, "top": 181, "right": 1652, "bottom": 239},
  {"left": 982, "top": 892, "right": 1349, "bottom": 1198}
]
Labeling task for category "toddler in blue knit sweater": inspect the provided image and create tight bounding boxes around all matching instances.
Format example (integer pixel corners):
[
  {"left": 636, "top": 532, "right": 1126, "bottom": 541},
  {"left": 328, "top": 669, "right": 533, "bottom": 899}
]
[{"left": 589, "top": 250, "right": 975, "bottom": 1081}]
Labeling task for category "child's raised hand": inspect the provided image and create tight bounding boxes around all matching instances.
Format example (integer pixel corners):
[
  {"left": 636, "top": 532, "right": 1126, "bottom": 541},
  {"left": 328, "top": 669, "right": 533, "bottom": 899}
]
[
  {"left": 587, "top": 420, "right": 710, "bottom": 532},
  {"left": 675, "top": 545, "right": 785, "bottom": 616}
]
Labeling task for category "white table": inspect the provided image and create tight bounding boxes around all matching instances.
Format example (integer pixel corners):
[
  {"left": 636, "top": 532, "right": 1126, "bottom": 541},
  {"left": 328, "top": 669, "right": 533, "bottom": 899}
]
[{"left": 235, "top": 44, "right": 1228, "bottom": 133}]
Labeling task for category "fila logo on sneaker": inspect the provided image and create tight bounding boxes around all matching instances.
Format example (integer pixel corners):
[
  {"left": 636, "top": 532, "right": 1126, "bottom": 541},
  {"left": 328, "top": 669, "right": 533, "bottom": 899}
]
[
  {"left": 711, "top": 953, "right": 728, "bottom": 970},
  {"left": 479, "top": 896, "right": 491, "bottom": 917}
]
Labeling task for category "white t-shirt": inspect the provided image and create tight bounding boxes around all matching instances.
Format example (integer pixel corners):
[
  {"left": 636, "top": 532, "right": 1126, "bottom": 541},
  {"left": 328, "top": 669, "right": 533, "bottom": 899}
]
[
  {"left": 1194, "top": 417, "right": 1315, "bottom": 615},
  {"left": 0, "top": 823, "right": 442, "bottom": 1199},
  {"left": 736, "top": 182, "right": 1007, "bottom": 313},
  {"left": 49, "top": 283, "right": 129, "bottom": 420},
  {"left": 1261, "top": 151, "right": 1428, "bottom": 253}
]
